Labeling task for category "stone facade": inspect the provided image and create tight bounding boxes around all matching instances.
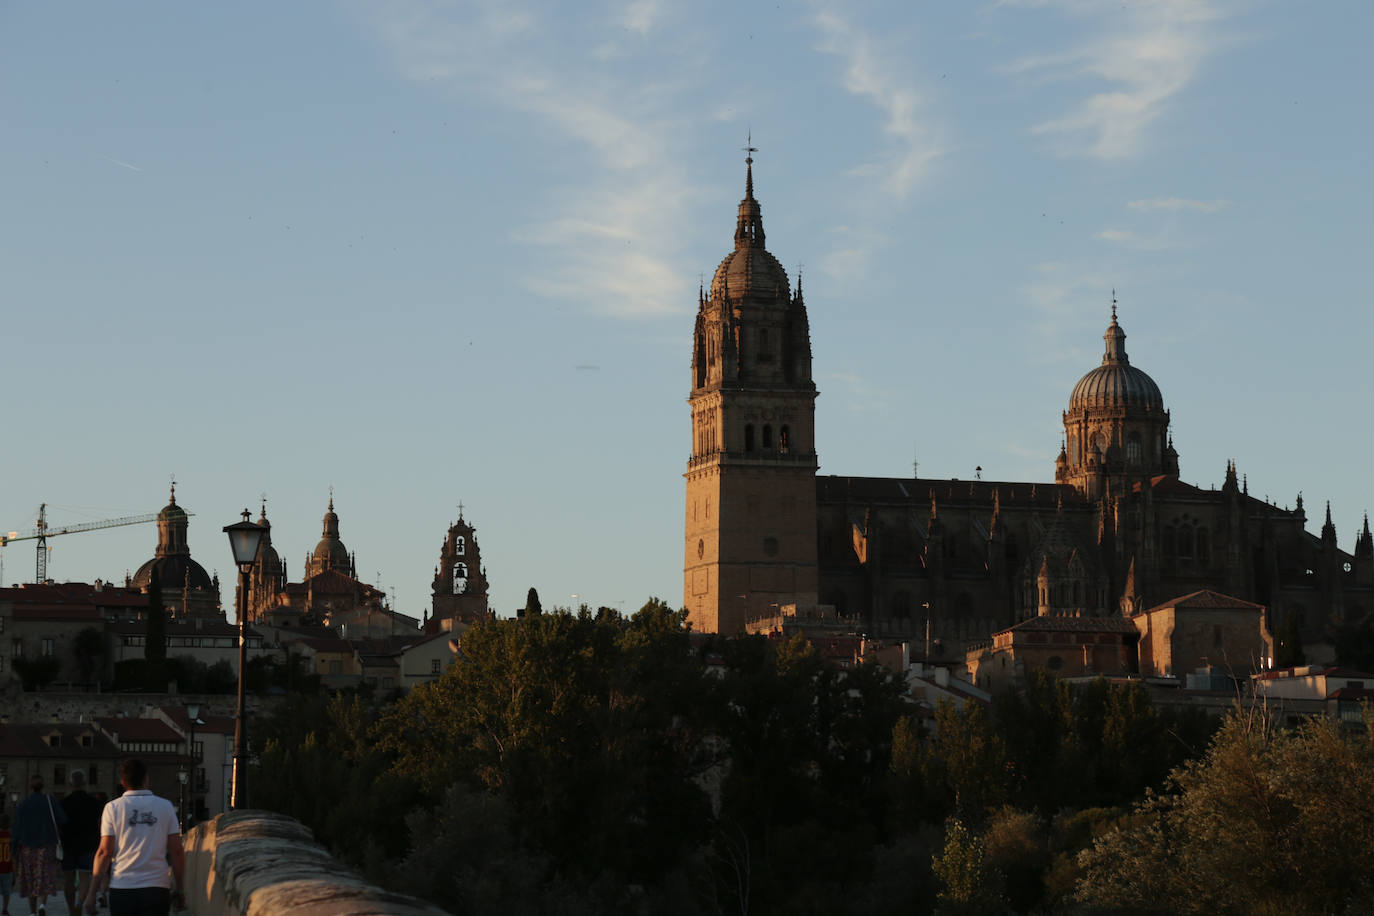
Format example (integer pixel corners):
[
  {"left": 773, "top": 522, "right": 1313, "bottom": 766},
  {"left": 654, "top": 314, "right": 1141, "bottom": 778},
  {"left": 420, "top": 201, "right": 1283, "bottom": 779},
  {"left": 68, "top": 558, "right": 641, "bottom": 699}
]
[
  {"left": 1133, "top": 589, "right": 1273, "bottom": 679},
  {"left": 685, "top": 161, "right": 1374, "bottom": 656}
]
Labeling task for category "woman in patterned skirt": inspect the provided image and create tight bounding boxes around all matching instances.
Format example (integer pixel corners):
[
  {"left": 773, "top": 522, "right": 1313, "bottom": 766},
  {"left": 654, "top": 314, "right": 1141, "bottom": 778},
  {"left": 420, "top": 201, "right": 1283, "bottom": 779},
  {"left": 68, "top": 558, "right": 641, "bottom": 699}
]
[{"left": 13, "top": 775, "right": 65, "bottom": 916}]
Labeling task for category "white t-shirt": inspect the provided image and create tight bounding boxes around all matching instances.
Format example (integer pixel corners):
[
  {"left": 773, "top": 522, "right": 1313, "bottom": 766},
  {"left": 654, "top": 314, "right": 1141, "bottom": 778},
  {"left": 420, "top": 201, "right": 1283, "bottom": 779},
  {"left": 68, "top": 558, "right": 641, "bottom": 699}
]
[{"left": 100, "top": 789, "right": 180, "bottom": 890}]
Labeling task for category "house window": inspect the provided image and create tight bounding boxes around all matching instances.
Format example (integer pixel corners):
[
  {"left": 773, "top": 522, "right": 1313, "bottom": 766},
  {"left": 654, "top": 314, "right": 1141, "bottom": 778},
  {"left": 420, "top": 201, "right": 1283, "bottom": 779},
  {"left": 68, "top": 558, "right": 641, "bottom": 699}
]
[
  {"left": 382, "top": 677, "right": 394, "bottom": 689},
  {"left": 54, "top": 764, "right": 66, "bottom": 785},
  {"left": 329, "top": 660, "right": 342, "bottom": 675},
  {"left": 81, "top": 734, "right": 92, "bottom": 747},
  {"left": 89, "top": 764, "right": 98, "bottom": 786},
  {"left": 48, "top": 734, "right": 61, "bottom": 748},
  {"left": 779, "top": 425, "right": 790, "bottom": 453},
  {"left": 762, "top": 425, "right": 773, "bottom": 449},
  {"left": 430, "top": 658, "right": 441, "bottom": 674},
  {"left": 13, "top": 638, "right": 24, "bottom": 658},
  {"left": 744, "top": 424, "right": 755, "bottom": 452},
  {"left": 1126, "top": 433, "right": 1142, "bottom": 465}
]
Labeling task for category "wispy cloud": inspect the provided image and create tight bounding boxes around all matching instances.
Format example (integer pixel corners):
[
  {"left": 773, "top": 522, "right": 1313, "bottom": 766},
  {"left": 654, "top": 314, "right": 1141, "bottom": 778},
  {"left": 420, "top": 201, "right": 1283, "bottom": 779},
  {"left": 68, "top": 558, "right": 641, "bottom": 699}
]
[
  {"left": 358, "top": 0, "right": 692, "bottom": 317},
  {"left": 1002, "top": 0, "right": 1229, "bottom": 159},
  {"left": 824, "top": 370, "right": 890, "bottom": 414},
  {"left": 1128, "top": 196, "right": 1230, "bottom": 213},
  {"left": 810, "top": 11, "right": 944, "bottom": 197},
  {"left": 1095, "top": 228, "right": 1135, "bottom": 242},
  {"left": 1023, "top": 261, "right": 1117, "bottom": 366}
]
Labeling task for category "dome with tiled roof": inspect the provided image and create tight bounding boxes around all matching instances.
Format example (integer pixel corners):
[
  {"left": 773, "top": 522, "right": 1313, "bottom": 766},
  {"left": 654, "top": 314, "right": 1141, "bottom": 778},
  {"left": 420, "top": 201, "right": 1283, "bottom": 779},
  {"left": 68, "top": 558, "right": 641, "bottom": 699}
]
[
  {"left": 131, "top": 483, "right": 214, "bottom": 593},
  {"left": 309, "top": 496, "right": 351, "bottom": 575},
  {"left": 709, "top": 153, "right": 791, "bottom": 305},
  {"left": 1069, "top": 308, "right": 1164, "bottom": 412}
]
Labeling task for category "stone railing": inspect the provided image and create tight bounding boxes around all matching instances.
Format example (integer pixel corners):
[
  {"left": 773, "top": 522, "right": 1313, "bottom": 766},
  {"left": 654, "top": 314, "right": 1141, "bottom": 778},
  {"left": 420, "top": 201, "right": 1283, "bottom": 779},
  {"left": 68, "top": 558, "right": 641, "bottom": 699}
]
[{"left": 184, "top": 810, "right": 448, "bottom": 915}]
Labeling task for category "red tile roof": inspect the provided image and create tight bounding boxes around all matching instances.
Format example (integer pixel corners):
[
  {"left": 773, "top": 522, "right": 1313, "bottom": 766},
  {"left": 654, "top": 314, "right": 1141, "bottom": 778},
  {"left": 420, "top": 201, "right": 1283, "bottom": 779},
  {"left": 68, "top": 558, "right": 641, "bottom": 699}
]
[
  {"left": 1005, "top": 614, "right": 1138, "bottom": 634},
  {"left": 94, "top": 718, "right": 184, "bottom": 743},
  {"left": 1142, "top": 589, "right": 1264, "bottom": 614}
]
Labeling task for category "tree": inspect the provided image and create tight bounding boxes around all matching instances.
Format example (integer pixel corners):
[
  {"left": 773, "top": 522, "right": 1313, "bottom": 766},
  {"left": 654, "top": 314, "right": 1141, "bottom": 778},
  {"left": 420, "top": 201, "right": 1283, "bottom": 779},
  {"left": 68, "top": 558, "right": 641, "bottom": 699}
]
[
  {"left": 522, "top": 586, "right": 542, "bottom": 617},
  {"left": 1075, "top": 708, "right": 1374, "bottom": 914},
  {"left": 146, "top": 570, "right": 167, "bottom": 663},
  {"left": 73, "top": 626, "right": 105, "bottom": 685},
  {"left": 13, "top": 654, "right": 61, "bottom": 691},
  {"left": 931, "top": 818, "right": 1006, "bottom": 915}
]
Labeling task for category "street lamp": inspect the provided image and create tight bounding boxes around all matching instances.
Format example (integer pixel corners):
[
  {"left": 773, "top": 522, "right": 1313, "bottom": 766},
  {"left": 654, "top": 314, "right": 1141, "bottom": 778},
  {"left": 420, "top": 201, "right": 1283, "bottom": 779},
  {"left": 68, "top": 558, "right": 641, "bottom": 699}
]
[
  {"left": 186, "top": 701, "right": 201, "bottom": 826},
  {"left": 224, "top": 510, "right": 265, "bottom": 810}
]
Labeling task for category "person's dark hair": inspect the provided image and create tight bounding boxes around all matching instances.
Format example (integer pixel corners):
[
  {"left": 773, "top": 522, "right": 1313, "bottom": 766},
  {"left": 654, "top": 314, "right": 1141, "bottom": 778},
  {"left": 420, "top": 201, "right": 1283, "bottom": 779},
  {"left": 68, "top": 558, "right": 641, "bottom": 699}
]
[{"left": 119, "top": 757, "right": 148, "bottom": 789}]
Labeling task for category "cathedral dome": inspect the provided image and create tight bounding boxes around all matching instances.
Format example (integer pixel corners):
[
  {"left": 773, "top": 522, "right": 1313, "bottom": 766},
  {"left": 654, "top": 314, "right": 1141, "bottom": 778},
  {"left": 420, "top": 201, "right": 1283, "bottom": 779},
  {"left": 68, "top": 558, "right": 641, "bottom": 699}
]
[
  {"left": 1069, "top": 311, "right": 1164, "bottom": 412},
  {"left": 131, "top": 555, "right": 214, "bottom": 593},
  {"left": 310, "top": 497, "right": 350, "bottom": 573},
  {"left": 709, "top": 150, "right": 791, "bottom": 304},
  {"left": 711, "top": 247, "right": 790, "bottom": 303}
]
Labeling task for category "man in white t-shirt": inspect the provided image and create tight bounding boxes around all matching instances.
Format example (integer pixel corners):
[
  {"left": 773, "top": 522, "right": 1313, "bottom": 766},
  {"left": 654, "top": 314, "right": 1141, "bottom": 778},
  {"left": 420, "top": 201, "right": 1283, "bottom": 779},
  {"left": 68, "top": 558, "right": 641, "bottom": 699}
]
[{"left": 83, "top": 759, "right": 185, "bottom": 916}]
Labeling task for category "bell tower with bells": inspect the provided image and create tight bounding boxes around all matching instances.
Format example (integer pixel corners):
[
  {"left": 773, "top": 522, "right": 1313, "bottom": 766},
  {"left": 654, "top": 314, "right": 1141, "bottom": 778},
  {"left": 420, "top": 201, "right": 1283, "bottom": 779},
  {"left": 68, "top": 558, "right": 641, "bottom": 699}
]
[{"left": 429, "top": 502, "right": 491, "bottom": 631}]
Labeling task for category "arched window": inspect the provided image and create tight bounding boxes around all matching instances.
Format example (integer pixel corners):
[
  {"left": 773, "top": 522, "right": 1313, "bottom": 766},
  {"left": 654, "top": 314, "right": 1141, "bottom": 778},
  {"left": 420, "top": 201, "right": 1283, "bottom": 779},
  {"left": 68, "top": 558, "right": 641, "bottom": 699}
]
[
  {"left": 745, "top": 424, "right": 755, "bottom": 452},
  {"left": 1177, "top": 526, "right": 1193, "bottom": 559},
  {"left": 779, "top": 425, "right": 790, "bottom": 453},
  {"left": 455, "top": 535, "right": 466, "bottom": 556},
  {"left": 762, "top": 425, "right": 773, "bottom": 449},
  {"left": 1162, "top": 526, "right": 1175, "bottom": 557},
  {"left": 1126, "top": 432, "right": 1142, "bottom": 465},
  {"left": 1197, "top": 528, "right": 1210, "bottom": 564}
]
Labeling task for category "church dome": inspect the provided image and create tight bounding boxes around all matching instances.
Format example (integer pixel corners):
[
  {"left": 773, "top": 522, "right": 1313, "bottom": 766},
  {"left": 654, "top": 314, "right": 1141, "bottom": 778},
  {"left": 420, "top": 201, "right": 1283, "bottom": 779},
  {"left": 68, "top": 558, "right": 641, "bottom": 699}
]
[
  {"left": 131, "top": 555, "right": 214, "bottom": 592},
  {"left": 310, "top": 497, "right": 350, "bottom": 572},
  {"left": 1069, "top": 311, "right": 1164, "bottom": 411},
  {"left": 709, "top": 151, "right": 791, "bottom": 304},
  {"left": 711, "top": 248, "right": 790, "bottom": 303}
]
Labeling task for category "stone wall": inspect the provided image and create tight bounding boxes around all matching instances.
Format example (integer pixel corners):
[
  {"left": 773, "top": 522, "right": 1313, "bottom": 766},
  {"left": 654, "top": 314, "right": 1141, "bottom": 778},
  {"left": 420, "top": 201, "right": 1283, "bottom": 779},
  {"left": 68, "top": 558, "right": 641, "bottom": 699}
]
[{"left": 184, "top": 810, "right": 449, "bottom": 915}]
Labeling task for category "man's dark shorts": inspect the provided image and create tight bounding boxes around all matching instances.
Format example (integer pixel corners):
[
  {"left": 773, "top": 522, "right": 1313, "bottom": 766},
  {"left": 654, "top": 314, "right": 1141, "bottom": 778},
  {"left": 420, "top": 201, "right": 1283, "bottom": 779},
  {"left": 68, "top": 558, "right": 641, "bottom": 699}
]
[
  {"left": 109, "top": 886, "right": 172, "bottom": 916},
  {"left": 63, "top": 849, "right": 96, "bottom": 871}
]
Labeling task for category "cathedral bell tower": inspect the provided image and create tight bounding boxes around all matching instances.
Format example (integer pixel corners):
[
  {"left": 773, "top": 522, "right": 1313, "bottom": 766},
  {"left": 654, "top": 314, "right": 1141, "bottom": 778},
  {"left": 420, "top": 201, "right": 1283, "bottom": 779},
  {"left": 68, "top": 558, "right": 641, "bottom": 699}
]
[
  {"left": 684, "top": 149, "right": 819, "bottom": 634},
  {"left": 430, "top": 506, "right": 490, "bottom": 632}
]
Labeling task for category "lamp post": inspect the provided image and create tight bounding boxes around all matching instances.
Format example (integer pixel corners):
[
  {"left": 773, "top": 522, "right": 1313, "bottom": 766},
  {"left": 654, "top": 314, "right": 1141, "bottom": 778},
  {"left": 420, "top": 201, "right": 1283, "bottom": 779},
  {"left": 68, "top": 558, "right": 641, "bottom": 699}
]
[
  {"left": 177, "top": 766, "right": 188, "bottom": 830},
  {"left": 186, "top": 701, "right": 201, "bottom": 825},
  {"left": 224, "top": 510, "right": 265, "bottom": 810}
]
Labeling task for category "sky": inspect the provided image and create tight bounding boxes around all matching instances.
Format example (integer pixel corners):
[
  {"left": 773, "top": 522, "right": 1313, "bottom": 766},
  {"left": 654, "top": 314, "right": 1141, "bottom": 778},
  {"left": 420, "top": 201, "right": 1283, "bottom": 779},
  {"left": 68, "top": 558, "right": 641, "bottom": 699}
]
[{"left": 3, "top": 1, "right": 1372, "bottom": 622}]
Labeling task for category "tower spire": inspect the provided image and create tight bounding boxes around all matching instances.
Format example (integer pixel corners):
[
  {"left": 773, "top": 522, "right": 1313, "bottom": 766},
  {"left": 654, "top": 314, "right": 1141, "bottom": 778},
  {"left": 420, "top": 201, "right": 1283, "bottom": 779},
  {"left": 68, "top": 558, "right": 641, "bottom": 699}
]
[{"left": 734, "top": 136, "right": 765, "bottom": 250}]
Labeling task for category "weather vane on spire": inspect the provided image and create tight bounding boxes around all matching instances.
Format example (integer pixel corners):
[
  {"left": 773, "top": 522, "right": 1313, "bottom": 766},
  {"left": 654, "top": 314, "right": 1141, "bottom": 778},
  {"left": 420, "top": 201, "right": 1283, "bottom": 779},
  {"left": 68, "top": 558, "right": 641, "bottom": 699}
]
[
  {"left": 1111, "top": 288, "right": 1118, "bottom": 320},
  {"left": 743, "top": 131, "right": 758, "bottom": 163}
]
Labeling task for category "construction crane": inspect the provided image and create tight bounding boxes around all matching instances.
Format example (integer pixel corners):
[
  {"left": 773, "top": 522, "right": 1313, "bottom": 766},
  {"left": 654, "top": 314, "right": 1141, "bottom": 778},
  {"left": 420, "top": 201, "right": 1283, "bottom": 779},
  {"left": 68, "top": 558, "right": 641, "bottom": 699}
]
[{"left": 1, "top": 503, "right": 187, "bottom": 583}]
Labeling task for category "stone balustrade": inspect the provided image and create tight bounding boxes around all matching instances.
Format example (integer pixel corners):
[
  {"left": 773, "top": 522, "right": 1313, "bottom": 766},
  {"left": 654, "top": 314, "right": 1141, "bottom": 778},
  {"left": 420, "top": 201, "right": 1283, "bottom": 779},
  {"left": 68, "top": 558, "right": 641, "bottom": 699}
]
[{"left": 183, "top": 810, "right": 448, "bottom": 915}]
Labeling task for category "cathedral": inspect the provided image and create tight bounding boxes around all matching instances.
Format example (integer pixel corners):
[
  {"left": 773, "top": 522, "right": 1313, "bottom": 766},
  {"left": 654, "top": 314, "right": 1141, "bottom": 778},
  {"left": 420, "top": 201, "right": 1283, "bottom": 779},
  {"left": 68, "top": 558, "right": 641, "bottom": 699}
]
[
  {"left": 244, "top": 496, "right": 413, "bottom": 636},
  {"left": 684, "top": 157, "right": 1374, "bottom": 660}
]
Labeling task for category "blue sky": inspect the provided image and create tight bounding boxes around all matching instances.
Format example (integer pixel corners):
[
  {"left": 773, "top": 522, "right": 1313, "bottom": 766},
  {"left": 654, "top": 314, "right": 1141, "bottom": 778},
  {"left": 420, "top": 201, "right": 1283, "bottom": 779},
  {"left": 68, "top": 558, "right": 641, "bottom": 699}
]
[{"left": 3, "top": 1, "right": 1371, "bottom": 620}]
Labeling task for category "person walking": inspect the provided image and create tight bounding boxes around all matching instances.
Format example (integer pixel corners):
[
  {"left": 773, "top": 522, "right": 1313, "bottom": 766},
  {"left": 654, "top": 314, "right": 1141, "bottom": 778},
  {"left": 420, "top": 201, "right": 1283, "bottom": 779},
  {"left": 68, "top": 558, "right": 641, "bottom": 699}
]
[
  {"left": 12, "top": 775, "right": 65, "bottom": 916},
  {"left": 60, "top": 771, "right": 103, "bottom": 914},
  {"left": 83, "top": 759, "right": 184, "bottom": 916}
]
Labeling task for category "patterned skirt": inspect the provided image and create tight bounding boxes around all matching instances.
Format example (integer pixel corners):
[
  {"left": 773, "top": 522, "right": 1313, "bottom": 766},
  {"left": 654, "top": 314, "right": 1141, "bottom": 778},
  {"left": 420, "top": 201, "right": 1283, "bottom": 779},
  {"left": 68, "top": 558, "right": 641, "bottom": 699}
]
[{"left": 15, "top": 843, "right": 59, "bottom": 898}]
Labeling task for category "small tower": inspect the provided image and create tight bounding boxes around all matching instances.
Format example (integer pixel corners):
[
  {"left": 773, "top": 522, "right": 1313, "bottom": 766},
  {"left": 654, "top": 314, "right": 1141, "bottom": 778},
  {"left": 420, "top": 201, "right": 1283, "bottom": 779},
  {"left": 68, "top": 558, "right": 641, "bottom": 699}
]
[{"left": 430, "top": 504, "right": 490, "bottom": 632}]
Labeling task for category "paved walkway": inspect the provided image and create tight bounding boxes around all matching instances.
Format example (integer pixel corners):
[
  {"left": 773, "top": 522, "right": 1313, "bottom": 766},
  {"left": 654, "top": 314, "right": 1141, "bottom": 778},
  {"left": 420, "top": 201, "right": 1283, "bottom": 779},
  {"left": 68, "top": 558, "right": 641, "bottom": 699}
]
[{"left": 9, "top": 891, "right": 85, "bottom": 915}]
